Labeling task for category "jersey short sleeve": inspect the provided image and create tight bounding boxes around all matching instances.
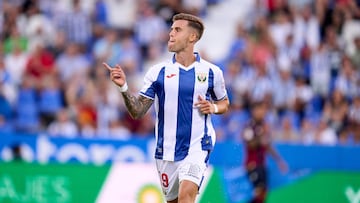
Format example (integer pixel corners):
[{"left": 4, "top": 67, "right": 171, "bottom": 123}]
[
  {"left": 210, "top": 64, "right": 228, "bottom": 101},
  {"left": 139, "top": 63, "right": 165, "bottom": 100}
]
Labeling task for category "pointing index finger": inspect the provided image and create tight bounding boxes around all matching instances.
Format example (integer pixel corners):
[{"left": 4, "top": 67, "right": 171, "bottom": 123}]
[{"left": 103, "top": 62, "right": 112, "bottom": 71}]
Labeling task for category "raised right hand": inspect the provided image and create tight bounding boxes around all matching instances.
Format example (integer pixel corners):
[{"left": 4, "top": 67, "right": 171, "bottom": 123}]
[{"left": 103, "top": 62, "right": 127, "bottom": 87}]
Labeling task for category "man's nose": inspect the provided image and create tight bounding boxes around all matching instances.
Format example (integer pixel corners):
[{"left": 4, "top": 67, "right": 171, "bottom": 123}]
[{"left": 169, "top": 30, "right": 174, "bottom": 37}]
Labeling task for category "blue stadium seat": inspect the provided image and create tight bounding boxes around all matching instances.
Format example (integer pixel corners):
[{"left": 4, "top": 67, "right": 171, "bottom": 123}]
[
  {"left": 0, "top": 95, "right": 12, "bottom": 119},
  {"left": 38, "top": 89, "right": 63, "bottom": 114},
  {"left": 15, "top": 88, "right": 39, "bottom": 132}
]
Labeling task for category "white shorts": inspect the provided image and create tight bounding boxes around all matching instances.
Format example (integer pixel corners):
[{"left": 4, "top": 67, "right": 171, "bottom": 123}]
[{"left": 155, "top": 151, "right": 209, "bottom": 201}]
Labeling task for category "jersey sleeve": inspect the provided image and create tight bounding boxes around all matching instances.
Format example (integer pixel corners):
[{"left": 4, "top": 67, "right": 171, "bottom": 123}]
[
  {"left": 139, "top": 69, "right": 156, "bottom": 100},
  {"left": 139, "top": 64, "right": 164, "bottom": 100},
  {"left": 212, "top": 67, "right": 228, "bottom": 101}
]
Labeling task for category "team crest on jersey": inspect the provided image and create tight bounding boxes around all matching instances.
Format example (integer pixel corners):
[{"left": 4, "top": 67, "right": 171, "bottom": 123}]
[{"left": 197, "top": 72, "right": 207, "bottom": 83}]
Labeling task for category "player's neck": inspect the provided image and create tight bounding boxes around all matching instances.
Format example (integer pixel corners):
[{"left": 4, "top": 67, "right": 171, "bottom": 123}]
[
  {"left": 252, "top": 118, "right": 264, "bottom": 124},
  {"left": 175, "top": 50, "right": 196, "bottom": 67}
]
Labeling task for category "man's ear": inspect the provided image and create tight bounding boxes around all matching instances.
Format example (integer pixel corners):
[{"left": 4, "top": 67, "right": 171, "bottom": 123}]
[{"left": 189, "top": 32, "right": 198, "bottom": 43}]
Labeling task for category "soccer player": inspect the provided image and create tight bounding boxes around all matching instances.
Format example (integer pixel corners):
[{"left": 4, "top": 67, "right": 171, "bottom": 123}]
[
  {"left": 242, "top": 101, "right": 287, "bottom": 203},
  {"left": 104, "top": 13, "right": 229, "bottom": 203}
]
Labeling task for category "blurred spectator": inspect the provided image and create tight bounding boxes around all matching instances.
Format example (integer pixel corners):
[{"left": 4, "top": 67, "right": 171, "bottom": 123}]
[
  {"left": 350, "top": 36, "right": 360, "bottom": 69},
  {"left": 56, "top": 43, "right": 90, "bottom": 83},
  {"left": 292, "top": 4, "right": 320, "bottom": 51},
  {"left": 95, "top": 74, "right": 122, "bottom": 137},
  {"left": 89, "top": 22, "right": 107, "bottom": 52},
  {"left": 334, "top": 56, "right": 359, "bottom": 100},
  {"left": 4, "top": 42, "right": 29, "bottom": 87},
  {"left": 248, "top": 16, "right": 277, "bottom": 65},
  {"left": 0, "top": 65, "right": 14, "bottom": 120},
  {"left": 47, "top": 30, "right": 67, "bottom": 57},
  {"left": 63, "top": 72, "right": 94, "bottom": 114},
  {"left": 250, "top": 61, "right": 273, "bottom": 104},
  {"left": 322, "top": 89, "right": 349, "bottom": 135},
  {"left": 291, "top": 75, "right": 313, "bottom": 121},
  {"left": 18, "top": 0, "right": 55, "bottom": 49},
  {"left": 182, "top": 0, "right": 207, "bottom": 16},
  {"left": 108, "top": 119, "right": 131, "bottom": 140},
  {"left": 92, "top": 0, "right": 108, "bottom": 26},
  {"left": 225, "top": 59, "right": 246, "bottom": 105},
  {"left": 272, "top": 57, "right": 295, "bottom": 117},
  {"left": 244, "top": 0, "right": 268, "bottom": 30},
  {"left": 264, "top": 0, "right": 289, "bottom": 15},
  {"left": 47, "top": 108, "right": 78, "bottom": 138},
  {"left": 37, "top": 0, "right": 54, "bottom": 16},
  {"left": 14, "top": 75, "right": 39, "bottom": 132},
  {"left": 269, "top": 11, "right": 292, "bottom": 49},
  {"left": 154, "top": 0, "right": 184, "bottom": 26},
  {"left": 106, "top": 0, "right": 136, "bottom": 29},
  {"left": 0, "top": 57, "right": 17, "bottom": 106},
  {"left": 119, "top": 31, "right": 141, "bottom": 73},
  {"left": 25, "top": 41, "right": 56, "bottom": 89},
  {"left": 341, "top": 10, "right": 360, "bottom": 57},
  {"left": 3, "top": 26, "right": 28, "bottom": 54},
  {"left": 93, "top": 28, "right": 122, "bottom": 67},
  {"left": 325, "top": 6, "right": 345, "bottom": 37},
  {"left": 316, "top": 0, "right": 337, "bottom": 39},
  {"left": 231, "top": 62, "right": 255, "bottom": 108},
  {"left": 1, "top": 3, "right": 21, "bottom": 41},
  {"left": 323, "top": 26, "right": 344, "bottom": 78},
  {"left": 48, "top": 0, "right": 96, "bottom": 14},
  {"left": 348, "top": 95, "right": 360, "bottom": 144},
  {"left": 94, "top": 65, "right": 124, "bottom": 110},
  {"left": 288, "top": 0, "right": 312, "bottom": 9},
  {"left": 55, "top": 0, "right": 92, "bottom": 45},
  {"left": 314, "top": 119, "right": 338, "bottom": 145},
  {"left": 134, "top": 2, "right": 167, "bottom": 60},
  {"left": 310, "top": 43, "right": 331, "bottom": 98},
  {"left": 277, "top": 34, "right": 301, "bottom": 75},
  {"left": 226, "top": 22, "right": 248, "bottom": 62},
  {"left": 75, "top": 84, "right": 97, "bottom": 138},
  {"left": 274, "top": 116, "right": 299, "bottom": 143},
  {"left": 38, "top": 75, "right": 64, "bottom": 127},
  {"left": 300, "top": 118, "right": 316, "bottom": 145}
]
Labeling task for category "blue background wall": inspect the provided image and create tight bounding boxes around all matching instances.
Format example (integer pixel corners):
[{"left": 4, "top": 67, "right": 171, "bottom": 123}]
[{"left": 1, "top": 133, "right": 360, "bottom": 203}]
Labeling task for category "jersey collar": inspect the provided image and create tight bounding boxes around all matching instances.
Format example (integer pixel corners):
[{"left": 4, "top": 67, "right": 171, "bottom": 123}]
[{"left": 172, "top": 52, "right": 201, "bottom": 64}]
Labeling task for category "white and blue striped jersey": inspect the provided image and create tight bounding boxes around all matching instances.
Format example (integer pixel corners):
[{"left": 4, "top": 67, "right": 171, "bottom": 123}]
[{"left": 140, "top": 53, "right": 227, "bottom": 161}]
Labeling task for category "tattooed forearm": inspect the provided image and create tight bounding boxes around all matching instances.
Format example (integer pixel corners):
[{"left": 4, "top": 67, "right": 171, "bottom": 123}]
[{"left": 121, "top": 93, "right": 153, "bottom": 119}]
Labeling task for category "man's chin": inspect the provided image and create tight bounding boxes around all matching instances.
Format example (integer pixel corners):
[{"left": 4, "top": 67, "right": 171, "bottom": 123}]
[{"left": 167, "top": 46, "right": 176, "bottom": 53}]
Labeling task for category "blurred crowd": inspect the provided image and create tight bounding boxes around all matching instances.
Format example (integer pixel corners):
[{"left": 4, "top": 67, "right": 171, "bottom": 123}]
[
  {"left": 0, "top": 0, "right": 215, "bottom": 139},
  {"left": 215, "top": 0, "right": 360, "bottom": 145},
  {"left": 0, "top": 0, "right": 359, "bottom": 146}
]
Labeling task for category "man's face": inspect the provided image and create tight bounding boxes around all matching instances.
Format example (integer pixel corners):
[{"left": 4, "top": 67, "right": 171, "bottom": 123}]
[
  {"left": 168, "top": 20, "right": 195, "bottom": 52},
  {"left": 252, "top": 104, "right": 266, "bottom": 121}
]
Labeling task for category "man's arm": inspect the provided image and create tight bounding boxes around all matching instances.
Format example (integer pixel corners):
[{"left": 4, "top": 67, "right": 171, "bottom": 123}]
[
  {"left": 262, "top": 123, "right": 288, "bottom": 173},
  {"left": 195, "top": 96, "right": 230, "bottom": 115},
  {"left": 121, "top": 93, "right": 153, "bottom": 119},
  {"left": 213, "top": 97, "right": 230, "bottom": 114},
  {"left": 103, "top": 62, "right": 154, "bottom": 119},
  {"left": 267, "top": 144, "right": 288, "bottom": 173}
]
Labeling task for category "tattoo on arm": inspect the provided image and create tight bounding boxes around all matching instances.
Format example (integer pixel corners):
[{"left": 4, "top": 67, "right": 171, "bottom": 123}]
[{"left": 121, "top": 92, "right": 153, "bottom": 119}]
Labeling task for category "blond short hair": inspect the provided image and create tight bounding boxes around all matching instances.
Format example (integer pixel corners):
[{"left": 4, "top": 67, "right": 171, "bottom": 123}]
[{"left": 172, "top": 13, "right": 205, "bottom": 40}]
